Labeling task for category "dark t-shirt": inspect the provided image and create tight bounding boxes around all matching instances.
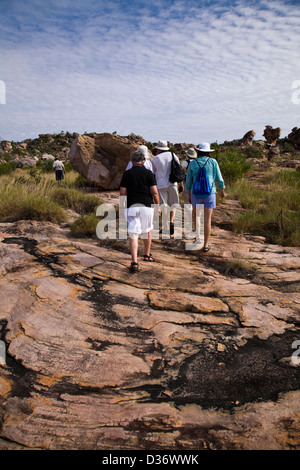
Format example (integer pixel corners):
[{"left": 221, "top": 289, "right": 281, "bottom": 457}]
[{"left": 120, "top": 166, "right": 157, "bottom": 208}]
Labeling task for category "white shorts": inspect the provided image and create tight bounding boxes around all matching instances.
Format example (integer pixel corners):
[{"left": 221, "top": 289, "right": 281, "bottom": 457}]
[
  {"left": 158, "top": 185, "right": 179, "bottom": 207},
  {"left": 126, "top": 206, "right": 154, "bottom": 236}
]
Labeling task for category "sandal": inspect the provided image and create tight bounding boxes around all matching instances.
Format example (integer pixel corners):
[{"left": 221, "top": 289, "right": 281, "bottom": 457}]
[
  {"left": 128, "top": 262, "right": 139, "bottom": 272},
  {"left": 143, "top": 253, "right": 154, "bottom": 262},
  {"left": 202, "top": 246, "right": 211, "bottom": 252}
]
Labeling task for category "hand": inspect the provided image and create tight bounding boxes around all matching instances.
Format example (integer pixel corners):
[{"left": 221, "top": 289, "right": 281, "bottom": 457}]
[
  {"left": 220, "top": 188, "right": 226, "bottom": 198},
  {"left": 154, "top": 205, "right": 161, "bottom": 216}
]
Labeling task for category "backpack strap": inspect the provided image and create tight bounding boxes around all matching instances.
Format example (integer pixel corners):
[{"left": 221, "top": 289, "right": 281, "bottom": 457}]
[{"left": 196, "top": 157, "right": 210, "bottom": 168}]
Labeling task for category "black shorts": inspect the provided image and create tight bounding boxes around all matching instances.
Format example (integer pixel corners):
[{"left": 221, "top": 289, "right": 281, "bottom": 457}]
[{"left": 55, "top": 170, "right": 64, "bottom": 181}]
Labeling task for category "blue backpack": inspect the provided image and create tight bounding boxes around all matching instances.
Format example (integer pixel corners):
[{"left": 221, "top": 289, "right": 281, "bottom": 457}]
[{"left": 192, "top": 158, "right": 212, "bottom": 197}]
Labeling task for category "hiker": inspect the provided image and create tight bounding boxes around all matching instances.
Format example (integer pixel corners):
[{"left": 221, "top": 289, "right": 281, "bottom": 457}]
[
  {"left": 126, "top": 145, "right": 153, "bottom": 172},
  {"left": 181, "top": 147, "right": 197, "bottom": 206},
  {"left": 53, "top": 157, "right": 65, "bottom": 184},
  {"left": 151, "top": 140, "right": 181, "bottom": 235},
  {"left": 185, "top": 142, "right": 226, "bottom": 252},
  {"left": 120, "top": 148, "right": 160, "bottom": 272}
]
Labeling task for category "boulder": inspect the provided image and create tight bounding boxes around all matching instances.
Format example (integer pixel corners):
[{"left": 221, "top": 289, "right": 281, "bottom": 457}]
[
  {"left": 241, "top": 129, "right": 256, "bottom": 146},
  {"left": 288, "top": 127, "right": 300, "bottom": 149},
  {"left": 69, "top": 133, "right": 146, "bottom": 188},
  {"left": 41, "top": 153, "right": 55, "bottom": 161},
  {"left": 267, "top": 145, "right": 280, "bottom": 160},
  {"left": 11, "top": 155, "right": 37, "bottom": 168},
  {"left": 1, "top": 141, "right": 12, "bottom": 152},
  {"left": 263, "top": 125, "right": 281, "bottom": 145}
]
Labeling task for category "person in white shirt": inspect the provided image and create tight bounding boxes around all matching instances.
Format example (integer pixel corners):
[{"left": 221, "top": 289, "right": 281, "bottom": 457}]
[
  {"left": 53, "top": 157, "right": 65, "bottom": 184},
  {"left": 126, "top": 145, "right": 153, "bottom": 172},
  {"left": 151, "top": 140, "right": 180, "bottom": 235}
]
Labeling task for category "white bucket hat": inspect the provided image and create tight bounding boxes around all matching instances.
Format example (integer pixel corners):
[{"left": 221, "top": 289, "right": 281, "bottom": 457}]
[
  {"left": 195, "top": 142, "right": 215, "bottom": 152},
  {"left": 155, "top": 140, "right": 169, "bottom": 151},
  {"left": 138, "top": 145, "right": 151, "bottom": 159},
  {"left": 185, "top": 148, "right": 197, "bottom": 159}
]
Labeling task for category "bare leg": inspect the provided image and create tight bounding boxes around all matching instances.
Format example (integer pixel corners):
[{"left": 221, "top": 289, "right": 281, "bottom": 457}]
[
  {"left": 204, "top": 208, "right": 213, "bottom": 248},
  {"left": 143, "top": 231, "right": 152, "bottom": 256},
  {"left": 129, "top": 236, "right": 139, "bottom": 263}
]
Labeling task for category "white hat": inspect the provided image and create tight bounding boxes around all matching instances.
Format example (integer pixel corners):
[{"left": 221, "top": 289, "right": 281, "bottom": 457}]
[
  {"left": 155, "top": 140, "right": 169, "bottom": 151},
  {"left": 138, "top": 145, "right": 151, "bottom": 159},
  {"left": 195, "top": 142, "right": 215, "bottom": 152},
  {"left": 185, "top": 148, "right": 197, "bottom": 159}
]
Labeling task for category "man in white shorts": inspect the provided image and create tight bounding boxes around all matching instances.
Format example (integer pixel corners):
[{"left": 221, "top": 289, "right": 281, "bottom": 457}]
[
  {"left": 120, "top": 149, "right": 160, "bottom": 272},
  {"left": 151, "top": 140, "right": 180, "bottom": 235}
]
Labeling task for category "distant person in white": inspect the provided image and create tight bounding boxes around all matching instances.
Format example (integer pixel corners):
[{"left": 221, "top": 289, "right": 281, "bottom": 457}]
[
  {"left": 151, "top": 140, "right": 180, "bottom": 235},
  {"left": 53, "top": 157, "right": 65, "bottom": 184},
  {"left": 126, "top": 145, "right": 153, "bottom": 172}
]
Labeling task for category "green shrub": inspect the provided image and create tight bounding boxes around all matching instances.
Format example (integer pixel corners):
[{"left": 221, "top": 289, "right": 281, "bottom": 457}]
[
  {"left": 216, "top": 148, "right": 252, "bottom": 183},
  {"left": 262, "top": 169, "right": 300, "bottom": 189},
  {"left": 232, "top": 209, "right": 299, "bottom": 247},
  {"left": 0, "top": 161, "right": 17, "bottom": 175},
  {"left": 0, "top": 193, "right": 66, "bottom": 224},
  {"left": 69, "top": 215, "right": 99, "bottom": 237},
  {"left": 40, "top": 159, "right": 54, "bottom": 172},
  {"left": 244, "top": 146, "right": 263, "bottom": 159},
  {"left": 50, "top": 187, "right": 101, "bottom": 214}
]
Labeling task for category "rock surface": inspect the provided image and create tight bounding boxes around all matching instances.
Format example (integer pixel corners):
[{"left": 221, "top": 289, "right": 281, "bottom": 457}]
[
  {"left": 69, "top": 133, "right": 146, "bottom": 189},
  {"left": 0, "top": 198, "right": 299, "bottom": 450},
  {"left": 263, "top": 125, "right": 281, "bottom": 145},
  {"left": 288, "top": 127, "right": 300, "bottom": 149}
]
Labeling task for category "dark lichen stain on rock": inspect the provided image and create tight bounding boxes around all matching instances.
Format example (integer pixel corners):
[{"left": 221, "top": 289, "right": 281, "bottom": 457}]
[{"left": 170, "top": 331, "right": 300, "bottom": 410}]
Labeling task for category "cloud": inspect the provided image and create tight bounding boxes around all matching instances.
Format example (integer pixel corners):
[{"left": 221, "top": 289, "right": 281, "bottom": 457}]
[{"left": 0, "top": 0, "right": 299, "bottom": 143}]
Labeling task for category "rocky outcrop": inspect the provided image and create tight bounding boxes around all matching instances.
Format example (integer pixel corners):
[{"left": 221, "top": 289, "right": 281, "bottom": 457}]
[
  {"left": 288, "top": 127, "right": 300, "bottom": 149},
  {"left": 69, "top": 133, "right": 147, "bottom": 189},
  {"left": 263, "top": 125, "right": 281, "bottom": 145},
  {"left": 241, "top": 129, "right": 256, "bottom": 146},
  {"left": 0, "top": 208, "right": 299, "bottom": 450},
  {"left": 223, "top": 130, "right": 256, "bottom": 148},
  {"left": 11, "top": 155, "right": 38, "bottom": 168}
]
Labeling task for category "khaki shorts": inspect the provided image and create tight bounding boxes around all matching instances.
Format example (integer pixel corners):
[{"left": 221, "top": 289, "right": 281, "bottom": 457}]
[{"left": 158, "top": 185, "right": 179, "bottom": 207}]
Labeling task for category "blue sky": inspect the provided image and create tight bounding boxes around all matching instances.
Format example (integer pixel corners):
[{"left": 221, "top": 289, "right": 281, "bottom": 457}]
[{"left": 0, "top": 0, "right": 300, "bottom": 144}]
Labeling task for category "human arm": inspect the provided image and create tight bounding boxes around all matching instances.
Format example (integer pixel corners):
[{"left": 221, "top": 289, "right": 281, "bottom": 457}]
[
  {"left": 214, "top": 162, "right": 226, "bottom": 198},
  {"left": 119, "top": 186, "right": 127, "bottom": 210},
  {"left": 150, "top": 185, "right": 161, "bottom": 215},
  {"left": 184, "top": 161, "right": 194, "bottom": 192}
]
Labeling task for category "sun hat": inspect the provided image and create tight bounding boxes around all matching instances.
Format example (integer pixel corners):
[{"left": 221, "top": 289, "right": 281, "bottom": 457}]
[
  {"left": 155, "top": 140, "right": 169, "bottom": 151},
  {"left": 195, "top": 142, "right": 215, "bottom": 152},
  {"left": 185, "top": 148, "right": 197, "bottom": 159},
  {"left": 138, "top": 145, "right": 151, "bottom": 159}
]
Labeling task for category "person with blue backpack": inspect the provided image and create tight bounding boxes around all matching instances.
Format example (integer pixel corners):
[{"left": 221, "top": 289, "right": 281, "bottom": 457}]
[{"left": 185, "top": 142, "right": 226, "bottom": 252}]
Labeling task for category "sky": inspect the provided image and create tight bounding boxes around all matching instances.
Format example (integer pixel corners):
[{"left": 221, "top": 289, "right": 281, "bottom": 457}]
[{"left": 0, "top": 0, "right": 300, "bottom": 145}]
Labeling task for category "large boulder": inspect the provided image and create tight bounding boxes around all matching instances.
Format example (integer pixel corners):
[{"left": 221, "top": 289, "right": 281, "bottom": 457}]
[
  {"left": 241, "top": 129, "right": 256, "bottom": 146},
  {"left": 69, "top": 133, "right": 146, "bottom": 188},
  {"left": 288, "top": 127, "right": 300, "bottom": 149},
  {"left": 263, "top": 125, "right": 281, "bottom": 145}
]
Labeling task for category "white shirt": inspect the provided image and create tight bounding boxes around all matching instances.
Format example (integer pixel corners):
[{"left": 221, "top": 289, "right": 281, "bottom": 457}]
[
  {"left": 151, "top": 151, "right": 179, "bottom": 189},
  {"left": 53, "top": 160, "right": 65, "bottom": 170},
  {"left": 126, "top": 159, "right": 153, "bottom": 172}
]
